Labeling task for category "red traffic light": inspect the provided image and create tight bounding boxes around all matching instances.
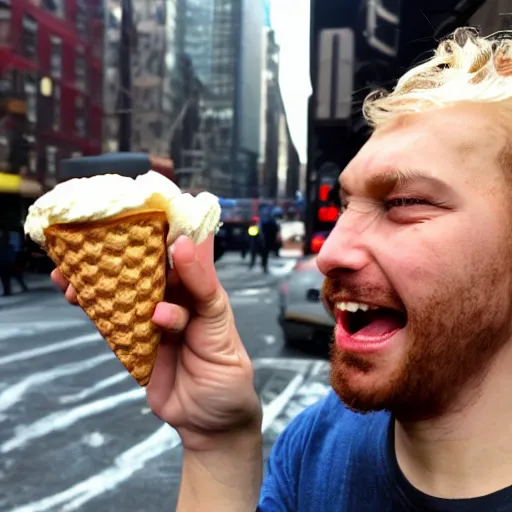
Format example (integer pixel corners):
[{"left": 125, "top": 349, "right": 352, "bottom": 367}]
[
  {"left": 319, "top": 184, "right": 331, "bottom": 202},
  {"left": 311, "top": 234, "right": 326, "bottom": 254},
  {"left": 318, "top": 206, "right": 338, "bottom": 223}
]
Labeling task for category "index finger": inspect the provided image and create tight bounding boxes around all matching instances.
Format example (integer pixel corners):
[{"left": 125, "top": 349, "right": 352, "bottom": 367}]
[
  {"left": 50, "top": 268, "right": 79, "bottom": 305},
  {"left": 51, "top": 268, "right": 68, "bottom": 292}
]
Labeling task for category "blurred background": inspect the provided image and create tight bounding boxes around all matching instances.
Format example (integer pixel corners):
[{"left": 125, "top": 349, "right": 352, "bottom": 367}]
[{"left": 0, "top": 0, "right": 510, "bottom": 510}]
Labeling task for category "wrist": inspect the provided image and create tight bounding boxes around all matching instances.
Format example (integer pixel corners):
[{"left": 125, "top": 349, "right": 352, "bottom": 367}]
[
  {"left": 178, "top": 429, "right": 263, "bottom": 512},
  {"left": 177, "top": 395, "right": 262, "bottom": 452}
]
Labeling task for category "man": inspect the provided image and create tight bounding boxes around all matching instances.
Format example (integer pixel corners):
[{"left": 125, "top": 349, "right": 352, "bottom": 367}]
[
  {"left": 249, "top": 204, "right": 280, "bottom": 273},
  {"left": 53, "top": 28, "right": 512, "bottom": 510}
]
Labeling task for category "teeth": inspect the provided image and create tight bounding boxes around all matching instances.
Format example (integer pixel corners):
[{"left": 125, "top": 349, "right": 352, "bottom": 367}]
[{"left": 336, "top": 301, "right": 372, "bottom": 313}]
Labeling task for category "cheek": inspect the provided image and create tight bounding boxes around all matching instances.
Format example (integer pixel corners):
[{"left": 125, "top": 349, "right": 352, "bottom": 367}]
[{"left": 375, "top": 220, "right": 494, "bottom": 302}]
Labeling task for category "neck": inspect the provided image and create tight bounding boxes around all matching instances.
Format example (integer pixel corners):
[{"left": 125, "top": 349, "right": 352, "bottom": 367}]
[{"left": 395, "top": 346, "right": 512, "bottom": 499}]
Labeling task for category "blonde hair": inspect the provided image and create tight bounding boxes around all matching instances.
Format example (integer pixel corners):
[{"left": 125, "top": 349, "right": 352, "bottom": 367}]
[{"left": 363, "top": 27, "right": 512, "bottom": 129}]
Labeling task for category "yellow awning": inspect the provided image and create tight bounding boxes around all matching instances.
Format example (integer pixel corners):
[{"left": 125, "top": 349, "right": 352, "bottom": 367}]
[{"left": 0, "top": 173, "right": 21, "bottom": 193}]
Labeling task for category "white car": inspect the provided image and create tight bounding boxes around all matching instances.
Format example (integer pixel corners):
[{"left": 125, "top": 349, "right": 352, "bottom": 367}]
[{"left": 278, "top": 255, "right": 334, "bottom": 350}]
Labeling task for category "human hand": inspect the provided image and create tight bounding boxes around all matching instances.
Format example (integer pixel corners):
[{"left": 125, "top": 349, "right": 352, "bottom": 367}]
[{"left": 51, "top": 234, "right": 261, "bottom": 451}]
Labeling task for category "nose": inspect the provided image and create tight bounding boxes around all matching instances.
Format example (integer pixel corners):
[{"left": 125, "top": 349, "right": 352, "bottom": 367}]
[{"left": 316, "top": 212, "right": 373, "bottom": 276}]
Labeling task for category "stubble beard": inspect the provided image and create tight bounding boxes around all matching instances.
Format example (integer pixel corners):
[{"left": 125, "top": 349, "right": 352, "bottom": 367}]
[{"left": 326, "top": 261, "right": 512, "bottom": 422}]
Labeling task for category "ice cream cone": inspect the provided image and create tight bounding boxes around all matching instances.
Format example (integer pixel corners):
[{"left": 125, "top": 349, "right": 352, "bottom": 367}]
[{"left": 44, "top": 210, "right": 168, "bottom": 386}]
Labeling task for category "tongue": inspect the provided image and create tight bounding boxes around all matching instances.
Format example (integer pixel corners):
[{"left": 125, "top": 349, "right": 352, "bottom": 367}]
[{"left": 356, "top": 310, "right": 404, "bottom": 337}]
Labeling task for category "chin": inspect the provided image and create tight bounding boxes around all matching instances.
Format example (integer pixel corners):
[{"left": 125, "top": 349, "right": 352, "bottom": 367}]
[{"left": 329, "top": 344, "right": 405, "bottom": 413}]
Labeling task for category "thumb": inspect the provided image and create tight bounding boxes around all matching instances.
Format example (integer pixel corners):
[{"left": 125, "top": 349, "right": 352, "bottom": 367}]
[{"left": 171, "top": 235, "right": 225, "bottom": 318}]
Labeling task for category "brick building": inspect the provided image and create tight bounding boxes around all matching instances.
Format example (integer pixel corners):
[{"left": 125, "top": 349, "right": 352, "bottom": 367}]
[{"left": 0, "top": 0, "right": 105, "bottom": 232}]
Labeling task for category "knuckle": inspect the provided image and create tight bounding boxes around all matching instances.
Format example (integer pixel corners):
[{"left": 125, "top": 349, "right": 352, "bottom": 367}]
[
  {"left": 163, "top": 304, "right": 189, "bottom": 332},
  {"left": 204, "top": 288, "right": 230, "bottom": 318}
]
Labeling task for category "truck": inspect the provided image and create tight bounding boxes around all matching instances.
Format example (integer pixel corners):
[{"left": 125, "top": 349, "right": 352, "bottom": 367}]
[{"left": 304, "top": 0, "right": 487, "bottom": 255}]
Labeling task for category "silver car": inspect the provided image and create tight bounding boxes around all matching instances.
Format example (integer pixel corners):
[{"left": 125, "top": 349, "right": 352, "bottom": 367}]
[{"left": 278, "top": 255, "right": 334, "bottom": 349}]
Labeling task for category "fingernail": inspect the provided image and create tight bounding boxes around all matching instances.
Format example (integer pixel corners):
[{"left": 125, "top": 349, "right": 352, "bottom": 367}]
[{"left": 168, "top": 245, "right": 175, "bottom": 268}]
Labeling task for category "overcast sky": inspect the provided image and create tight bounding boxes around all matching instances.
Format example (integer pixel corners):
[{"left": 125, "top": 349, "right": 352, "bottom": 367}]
[{"left": 270, "top": 0, "right": 312, "bottom": 163}]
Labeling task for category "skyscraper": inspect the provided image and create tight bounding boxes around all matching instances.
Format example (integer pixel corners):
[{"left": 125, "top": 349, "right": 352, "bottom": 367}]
[
  {"left": 179, "top": 0, "right": 265, "bottom": 198},
  {"left": 184, "top": 0, "right": 214, "bottom": 86}
]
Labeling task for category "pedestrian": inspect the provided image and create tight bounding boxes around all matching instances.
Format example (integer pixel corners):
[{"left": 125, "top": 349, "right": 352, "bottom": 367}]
[
  {"left": 0, "top": 231, "right": 16, "bottom": 296},
  {"left": 13, "top": 240, "right": 29, "bottom": 292},
  {"left": 248, "top": 221, "right": 269, "bottom": 273},
  {"left": 53, "top": 28, "right": 512, "bottom": 511},
  {"left": 249, "top": 205, "right": 279, "bottom": 273}
]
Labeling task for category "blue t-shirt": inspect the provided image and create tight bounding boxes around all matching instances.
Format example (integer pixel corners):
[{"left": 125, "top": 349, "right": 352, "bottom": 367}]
[{"left": 258, "top": 390, "right": 512, "bottom": 511}]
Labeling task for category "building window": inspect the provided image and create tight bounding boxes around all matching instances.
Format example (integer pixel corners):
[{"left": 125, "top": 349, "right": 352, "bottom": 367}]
[
  {"left": 27, "top": 136, "right": 37, "bottom": 175},
  {"left": 21, "top": 15, "right": 37, "bottom": 61},
  {"left": 91, "top": 68, "right": 102, "bottom": 105},
  {"left": 45, "top": 146, "right": 58, "bottom": 187},
  {"left": 42, "top": 0, "right": 65, "bottom": 18},
  {"left": 38, "top": 77, "right": 54, "bottom": 131},
  {"left": 76, "top": 0, "right": 88, "bottom": 40},
  {"left": 75, "top": 48, "right": 87, "bottom": 91},
  {"left": 0, "top": 4, "right": 11, "bottom": 46},
  {"left": 75, "top": 95, "right": 87, "bottom": 137},
  {"left": 50, "top": 36, "right": 62, "bottom": 78},
  {"left": 53, "top": 84, "right": 61, "bottom": 131},
  {"left": 24, "top": 72, "right": 37, "bottom": 125}
]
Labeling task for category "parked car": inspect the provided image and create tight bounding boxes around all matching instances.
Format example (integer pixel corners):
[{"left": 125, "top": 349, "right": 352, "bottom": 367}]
[{"left": 278, "top": 255, "right": 334, "bottom": 350}]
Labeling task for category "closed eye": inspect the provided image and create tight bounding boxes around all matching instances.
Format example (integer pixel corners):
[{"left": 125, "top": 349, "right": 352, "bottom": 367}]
[{"left": 384, "top": 197, "right": 433, "bottom": 210}]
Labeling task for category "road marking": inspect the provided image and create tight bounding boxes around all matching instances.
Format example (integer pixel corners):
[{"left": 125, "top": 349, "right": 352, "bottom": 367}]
[
  {"left": 229, "top": 296, "right": 260, "bottom": 306},
  {"left": 1, "top": 387, "right": 145, "bottom": 454},
  {"left": 263, "top": 335, "right": 276, "bottom": 345},
  {"left": 261, "top": 373, "right": 305, "bottom": 432},
  {"left": 0, "top": 333, "right": 102, "bottom": 367},
  {"left": 8, "top": 424, "right": 181, "bottom": 512},
  {"left": 269, "top": 259, "right": 298, "bottom": 277},
  {"left": 0, "top": 354, "right": 113, "bottom": 415},
  {"left": 59, "top": 372, "right": 130, "bottom": 404},
  {"left": 81, "top": 431, "right": 106, "bottom": 448},
  {"left": 253, "top": 357, "right": 329, "bottom": 373},
  {"left": 232, "top": 287, "right": 272, "bottom": 297},
  {"left": 0, "top": 320, "right": 88, "bottom": 342},
  {"left": 0, "top": 296, "right": 31, "bottom": 308},
  {"left": 5, "top": 357, "right": 330, "bottom": 511}
]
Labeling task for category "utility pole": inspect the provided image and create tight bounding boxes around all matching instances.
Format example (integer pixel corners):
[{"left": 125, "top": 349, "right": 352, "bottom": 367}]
[{"left": 118, "top": 0, "right": 133, "bottom": 152}]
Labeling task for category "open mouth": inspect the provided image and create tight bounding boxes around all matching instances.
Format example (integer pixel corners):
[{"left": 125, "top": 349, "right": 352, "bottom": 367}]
[{"left": 335, "top": 301, "right": 407, "bottom": 339}]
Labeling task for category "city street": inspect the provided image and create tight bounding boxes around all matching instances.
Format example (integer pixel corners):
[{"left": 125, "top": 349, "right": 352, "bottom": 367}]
[{"left": 0, "top": 253, "right": 330, "bottom": 512}]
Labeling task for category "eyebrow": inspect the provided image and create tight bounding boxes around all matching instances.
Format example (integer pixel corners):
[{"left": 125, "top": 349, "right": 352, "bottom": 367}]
[{"left": 339, "top": 168, "right": 449, "bottom": 198}]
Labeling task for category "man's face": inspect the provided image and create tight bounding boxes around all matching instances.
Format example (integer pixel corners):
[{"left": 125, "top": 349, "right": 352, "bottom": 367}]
[{"left": 318, "top": 104, "right": 512, "bottom": 420}]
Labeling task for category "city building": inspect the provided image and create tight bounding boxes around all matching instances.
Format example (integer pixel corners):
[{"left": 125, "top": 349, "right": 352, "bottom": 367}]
[
  {"left": 176, "top": 0, "right": 265, "bottom": 198},
  {"left": 184, "top": 0, "right": 214, "bottom": 86},
  {"left": 259, "top": 27, "right": 280, "bottom": 198},
  {"left": 103, "top": 0, "right": 186, "bottom": 157},
  {"left": 0, "top": 0, "right": 105, "bottom": 234},
  {"left": 469, "top": 0, "right": 512, "bottom": 34},
  {"left": 286, "top": 134, "right": 301, "bottom": 199},
  {"left": 259, "top": 26, "right": 301, "bottom": 200}
]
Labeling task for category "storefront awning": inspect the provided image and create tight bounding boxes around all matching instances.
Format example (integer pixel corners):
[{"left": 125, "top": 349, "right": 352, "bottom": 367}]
[{"left": 0, "top": 173, "right": 43, "bottom": 197}]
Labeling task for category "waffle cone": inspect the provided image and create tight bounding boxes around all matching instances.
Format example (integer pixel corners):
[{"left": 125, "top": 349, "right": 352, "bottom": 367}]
[{"left": 44, "top": 211, "right": 168, "bottom": 386}]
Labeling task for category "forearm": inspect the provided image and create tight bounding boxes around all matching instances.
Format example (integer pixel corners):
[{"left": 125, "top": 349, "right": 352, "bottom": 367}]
[{"left": 177, "top": 430, "right": 263, "bottom": 512}]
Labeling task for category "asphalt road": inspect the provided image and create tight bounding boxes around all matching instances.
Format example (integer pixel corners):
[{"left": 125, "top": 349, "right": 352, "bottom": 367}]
[{"left": 0, "top": 253, "right": 330, "bottom": 512}]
